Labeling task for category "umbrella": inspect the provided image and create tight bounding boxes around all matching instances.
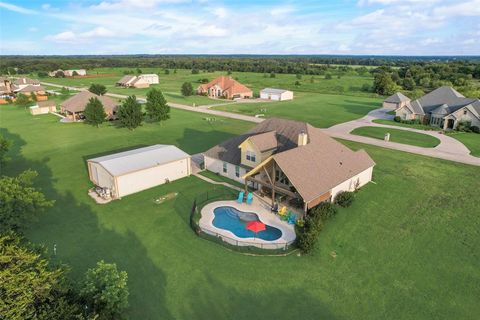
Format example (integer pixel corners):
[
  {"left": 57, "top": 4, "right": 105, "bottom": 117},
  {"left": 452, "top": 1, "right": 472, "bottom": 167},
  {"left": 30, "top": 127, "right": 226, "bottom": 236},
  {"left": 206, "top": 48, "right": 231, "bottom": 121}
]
[{"left": 246, "top": 221, "right": 266, "bottom": 239}]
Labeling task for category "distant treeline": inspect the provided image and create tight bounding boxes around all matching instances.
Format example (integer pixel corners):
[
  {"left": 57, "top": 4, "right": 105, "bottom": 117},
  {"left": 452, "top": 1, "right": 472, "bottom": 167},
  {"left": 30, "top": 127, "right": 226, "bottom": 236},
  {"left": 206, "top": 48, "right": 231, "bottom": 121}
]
[{"left": 1, "top": 55, "right": 479, "bottom": 76}]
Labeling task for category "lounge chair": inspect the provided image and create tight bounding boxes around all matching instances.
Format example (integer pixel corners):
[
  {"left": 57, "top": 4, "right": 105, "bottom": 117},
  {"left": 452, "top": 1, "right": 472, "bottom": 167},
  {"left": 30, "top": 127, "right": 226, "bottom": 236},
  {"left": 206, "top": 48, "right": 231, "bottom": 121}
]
[
  {"left": 246, "top": 193, "right": 253, "bottom": 205},
  {"left": 237, "top": 192, "right": 244, "bottom": 203},
  {"left": 278, "top": 206, "right": 287, "bottom": 216}
]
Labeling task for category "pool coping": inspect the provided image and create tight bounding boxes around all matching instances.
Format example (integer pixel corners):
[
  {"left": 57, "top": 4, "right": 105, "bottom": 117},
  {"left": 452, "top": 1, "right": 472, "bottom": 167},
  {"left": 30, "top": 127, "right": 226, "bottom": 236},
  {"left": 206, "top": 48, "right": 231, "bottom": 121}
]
[{"left": 199, "top": 200, "right": 296, "bottom": 248}]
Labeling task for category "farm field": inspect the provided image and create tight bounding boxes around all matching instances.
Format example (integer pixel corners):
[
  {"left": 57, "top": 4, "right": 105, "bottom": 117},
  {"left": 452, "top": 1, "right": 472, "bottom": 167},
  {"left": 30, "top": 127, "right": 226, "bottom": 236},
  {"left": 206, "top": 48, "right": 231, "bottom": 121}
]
[
  {"left": 351, "top": 126, "right": 441, "bottom": 148},
  {"left": 1, "top": 103, "right": 479, "bottom": 320}
]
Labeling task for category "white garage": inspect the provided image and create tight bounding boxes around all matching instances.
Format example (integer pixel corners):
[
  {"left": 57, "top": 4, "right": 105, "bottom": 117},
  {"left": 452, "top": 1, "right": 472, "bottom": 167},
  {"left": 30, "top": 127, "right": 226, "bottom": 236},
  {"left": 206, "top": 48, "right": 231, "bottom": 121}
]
[
  {"left": 87, "top": 145, "right": 191, "bottom": 199},
  {"left": 260, "top": 88, "right": 293, "bottom": 101}
]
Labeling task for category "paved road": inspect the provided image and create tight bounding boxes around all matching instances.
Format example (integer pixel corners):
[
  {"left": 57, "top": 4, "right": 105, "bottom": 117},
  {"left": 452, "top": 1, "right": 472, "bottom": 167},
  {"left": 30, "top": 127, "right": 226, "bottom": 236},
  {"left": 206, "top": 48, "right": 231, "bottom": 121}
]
[{"left": 41, "top": 81, "right": 479, "bottom": 166}]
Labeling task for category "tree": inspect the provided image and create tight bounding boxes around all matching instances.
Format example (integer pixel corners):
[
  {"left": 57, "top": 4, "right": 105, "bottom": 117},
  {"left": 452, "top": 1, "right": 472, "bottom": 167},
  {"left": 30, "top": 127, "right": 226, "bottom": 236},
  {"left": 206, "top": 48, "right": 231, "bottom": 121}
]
[
  {"left": 55, "top": 70, "right": 65, "bottom": 78},
  {"left": 373, "top": 72, "right": 396, "bottom": 95},
  {"left": 15, "top": 93, "right": 31, "bottom": 107},
  {"left": 117, "top": 95, "right": 143, "bottom": 130},
  {"left": 181, "top": 82, "right": 194, "bottom": 96},
  {"left": 0, "top": 232, "right": 82, "bottom": 320},
  {"left": 402, "top": 77, "right": 416, "bottom": 90},
  {"left": 270, "top": 72, "right": 276, "bottom": 78},
  {"left": 296, "top": 73, "right": 302, "bottom": 80},
  {"left": 37, "top": 71, "right": 48, "bottom": 78},
  {"left": 88, "top": 83, "right": 107, "bottom": 96},
  {"left": 136, "top": 68, "right": 142, "bottom": 74},
  {"left": 173, "top": 69, "right": 177, "bottom": 74},
  {"left": 191, "top": 68, "right": 199, "bottom": 74},
  {"left": 294, "top": 80, "right": 301, "bottom": 86},
  {"left": 146, "top": 88, "right": 170, "bottom": 122},
  {"left": 164, "top": 69, "right": 170, "bottom": 75},
  {"left": 72, "top": 70, "right": 79, "bottom": 76},
  {"left": 81, "top": 260, "right": 129, "bottom": 319},
  {"left": 0, "top": 170, "right": 54, "bottom": 232},
  {"left": 84, "top": 97, "right": 107, "bottom": 127},
  {"left": 325, "top": 73, "right": 332, "bottom": 80},
  {"left": 0, "top": 135, "right": 11, "bottom": 165}
]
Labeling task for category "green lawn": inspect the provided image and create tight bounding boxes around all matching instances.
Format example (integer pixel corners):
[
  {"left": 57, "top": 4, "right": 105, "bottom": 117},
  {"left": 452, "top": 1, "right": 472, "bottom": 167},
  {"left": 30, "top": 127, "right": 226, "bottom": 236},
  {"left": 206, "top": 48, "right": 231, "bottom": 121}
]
[
  {"left": 2, "top": 103, "right": 479, "bottom": 319},
  {"left": 198, "top": 170, "right": 246, "bottom": 190},
  {"left": 446, "top": 132, "right": 480, "bottom": 157},
  {"left": 351, "top": 126, "right": 441, "bottom": 148},
  {"left": 214, "top": 92, "right": 381, "bottom": 128}
]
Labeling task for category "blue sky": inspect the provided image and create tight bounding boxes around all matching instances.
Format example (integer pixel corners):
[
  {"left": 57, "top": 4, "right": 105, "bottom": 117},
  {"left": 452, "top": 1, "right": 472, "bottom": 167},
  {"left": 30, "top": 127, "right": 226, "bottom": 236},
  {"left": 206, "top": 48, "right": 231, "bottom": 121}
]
[{"left": 0, "top": 0, "right": 479, "bottom": 55}]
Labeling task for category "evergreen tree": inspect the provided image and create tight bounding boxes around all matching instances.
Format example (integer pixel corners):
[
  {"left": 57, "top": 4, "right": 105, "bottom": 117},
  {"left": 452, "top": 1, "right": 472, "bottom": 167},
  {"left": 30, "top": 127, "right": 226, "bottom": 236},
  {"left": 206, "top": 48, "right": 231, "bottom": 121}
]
[
  {"left": 117, "top": 95, "right": 143, "bottom": 130},
  {"left": 88, "top": 83, "right": 107, "bottom": 96},
  {"left": 181, "top": 82, "right": 194, "bottom": 96},
  {"left": 146, "top": 88, "right": 170, "bottom": 123},
  {"left": 84, "top": 97, "right": 107, "bottom": 127}
]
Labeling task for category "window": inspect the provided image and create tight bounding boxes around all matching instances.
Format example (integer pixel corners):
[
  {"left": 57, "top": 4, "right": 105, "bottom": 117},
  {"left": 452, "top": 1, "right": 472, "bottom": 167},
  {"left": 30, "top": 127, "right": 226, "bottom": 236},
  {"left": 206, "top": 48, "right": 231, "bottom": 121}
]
[
  {"left": 246, "top": 151, "right": 256, "bottom": 162},
  {"left": 222, "top": 162, "right": 227, "bottom": 173},
  {"left": 235, "top": 166, "right": 240, "bottom": 178},
  {"left": 464, "top": 109, "right": 468, "bottom": 115}
]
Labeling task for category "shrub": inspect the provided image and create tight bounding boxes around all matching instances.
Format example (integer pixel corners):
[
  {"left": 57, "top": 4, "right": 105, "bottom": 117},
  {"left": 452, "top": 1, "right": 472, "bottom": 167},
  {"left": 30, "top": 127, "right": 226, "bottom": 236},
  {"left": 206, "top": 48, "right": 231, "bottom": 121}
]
[
  {"left": 334, "top": 191, "right": 355, "bottom": 208},
  {"left": 471, "top": 126, "right": 479, "bottom": 133},
  {"left": 297, "top": 229, "right": 318, "bottom": 254},
  {"left": 456, "top": 120, "right": 472, "bottom": 132},
  {"left": 310, "top": 202, "right": 337, "bottom": 222},
  {"left": 394, "top": 116, "right": 401, "bottom": 122}
]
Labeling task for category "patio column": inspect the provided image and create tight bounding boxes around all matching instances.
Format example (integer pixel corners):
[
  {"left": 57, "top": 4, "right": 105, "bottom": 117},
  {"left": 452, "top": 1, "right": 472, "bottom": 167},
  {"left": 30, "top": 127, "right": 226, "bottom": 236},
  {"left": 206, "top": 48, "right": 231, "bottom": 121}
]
[{"left": 271, "top": 162, "right": 276, "bottom": 207}]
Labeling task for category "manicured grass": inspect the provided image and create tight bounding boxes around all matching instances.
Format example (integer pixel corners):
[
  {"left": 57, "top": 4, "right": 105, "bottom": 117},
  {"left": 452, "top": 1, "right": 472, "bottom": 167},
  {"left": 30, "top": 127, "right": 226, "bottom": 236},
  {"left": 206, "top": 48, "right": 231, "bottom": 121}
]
[
  {"left": 214, "top": 92, "right": 381, "bottom": 128},
  {"left": 198, "top": 170, "right": 246, "bottom": 190},
  {"left": 446, "top": 132, "right": 480, "bottom": 157},
  {"left": 351, "top": 126, "right": 441, "bottom": 147},
  {"left": 2, "top": 103, "right": 479, "bottom": 319},
  {"left": 373, "top": 119, "right": 441, "bottom": 131}
]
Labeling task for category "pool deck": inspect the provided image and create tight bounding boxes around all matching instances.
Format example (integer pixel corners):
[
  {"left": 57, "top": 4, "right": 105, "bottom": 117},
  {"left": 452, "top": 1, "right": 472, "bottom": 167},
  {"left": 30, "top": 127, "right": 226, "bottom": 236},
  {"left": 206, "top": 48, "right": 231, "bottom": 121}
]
[{"left": 200, "top": 199, "right": 296, "bottom": 249}]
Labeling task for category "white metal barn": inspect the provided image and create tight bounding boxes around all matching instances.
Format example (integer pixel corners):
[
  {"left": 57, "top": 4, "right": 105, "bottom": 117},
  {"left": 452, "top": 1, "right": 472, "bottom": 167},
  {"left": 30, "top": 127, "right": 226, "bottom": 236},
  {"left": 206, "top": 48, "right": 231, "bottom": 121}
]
[
  {"left": 260, "top": 88, "right": 293, "bottom": 101},
  {"left": 87, "top": 145, "right": 191, "bottom": 199}
]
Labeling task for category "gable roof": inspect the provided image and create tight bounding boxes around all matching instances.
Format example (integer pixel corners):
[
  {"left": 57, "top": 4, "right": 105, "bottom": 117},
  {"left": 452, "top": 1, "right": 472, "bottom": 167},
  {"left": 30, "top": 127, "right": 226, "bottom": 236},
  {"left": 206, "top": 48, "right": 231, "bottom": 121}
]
[
  {"left": 247, "top": 131, "right": 277, "bottom": 152},
  {"left": 60, "top": 91, "right": 117, "bottom": 113},
  {"left": 17, "top": 84, "right": 45, "bottom": 93},
  {"left": 198, "top": 76, "right": 252, "bottom": 96},
  {"left": 14, "top": 78, "right": 40, "bottom": 85},
  {"left": 37, "top": 100, "right": 56, "bottom": 108},
  {"left": 385, "top": 92, "right": 410, "bottom": 103},
  {"left": 260, "top": 88, "right": 291, "bottom": 95},
  {"left": 88, "top": 145, "right": 190, "bottom": 177},
  {"left": 206, "top": 118, "right": 375, "bottom": 202},
  {"left": 117, "top": 75, "right": 136, "bottom": 85}
]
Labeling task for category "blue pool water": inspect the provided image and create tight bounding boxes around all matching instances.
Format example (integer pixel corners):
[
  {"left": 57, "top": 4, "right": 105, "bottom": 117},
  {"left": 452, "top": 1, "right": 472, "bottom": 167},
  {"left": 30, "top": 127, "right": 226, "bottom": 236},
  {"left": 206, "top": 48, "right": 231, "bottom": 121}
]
[{"left": 212, "top": 206, "right": 282, "bottom": 241}]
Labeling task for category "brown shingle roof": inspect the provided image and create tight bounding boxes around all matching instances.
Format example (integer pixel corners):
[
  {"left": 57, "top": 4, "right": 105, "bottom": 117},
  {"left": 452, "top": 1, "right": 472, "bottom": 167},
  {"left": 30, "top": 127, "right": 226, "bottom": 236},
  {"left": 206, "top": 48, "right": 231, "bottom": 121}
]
[
  {"left": 385, "top": 92, "right": 410, "bottom": 103},
  {"left": 248, "top": 131, "right": 277, "bottom": 152},
  {"left": 17, "top": 84, "right": 45, "bottom": 93},
  {"left": 14, "top": 78, "right": 40, "bottom": 85},
  {"left": 117, "top": 75, "right": 136, "bottom": 85},
  {"left": 61, "top": 91, "right": 117, "bottom": 113},
  {"left": 205, "top": 118, "right": 375, "bottom": 202},
  {"left": 37, "top": 100, "right": 56, "bottom": 108}
]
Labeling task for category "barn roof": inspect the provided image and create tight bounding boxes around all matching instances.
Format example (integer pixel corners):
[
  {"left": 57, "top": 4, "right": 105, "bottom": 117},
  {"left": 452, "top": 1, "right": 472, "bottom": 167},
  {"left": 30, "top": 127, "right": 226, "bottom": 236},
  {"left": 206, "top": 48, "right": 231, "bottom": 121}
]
[{"left": 88, "top": 145, "right": 190, "bottom": 177}]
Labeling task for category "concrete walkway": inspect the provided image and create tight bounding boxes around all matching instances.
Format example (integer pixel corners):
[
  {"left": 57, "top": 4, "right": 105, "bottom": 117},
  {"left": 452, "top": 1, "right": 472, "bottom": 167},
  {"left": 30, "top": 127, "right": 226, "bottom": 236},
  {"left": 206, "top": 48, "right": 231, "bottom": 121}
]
[
  {"left": 324, "top": 108, "right": 480, "bottom": 166},
  {"left": 193, "top": 173, "right": 242, "bottom": 192},
  {"left": 41, "top": 80, "right": 479, "bottom": 166}
]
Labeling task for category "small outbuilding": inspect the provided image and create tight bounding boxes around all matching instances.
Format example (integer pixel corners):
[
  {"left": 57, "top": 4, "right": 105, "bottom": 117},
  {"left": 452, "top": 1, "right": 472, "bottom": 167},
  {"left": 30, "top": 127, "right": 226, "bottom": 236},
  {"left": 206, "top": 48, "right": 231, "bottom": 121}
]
[
  {"left": 30, "top": 100, "right": 56, "bottom": 115},
  {"left": 260, "top": 88, "right": 293, "bottom": 101},
  {"left": 87, "top": 145, "right": 191, "bottom": 199}
]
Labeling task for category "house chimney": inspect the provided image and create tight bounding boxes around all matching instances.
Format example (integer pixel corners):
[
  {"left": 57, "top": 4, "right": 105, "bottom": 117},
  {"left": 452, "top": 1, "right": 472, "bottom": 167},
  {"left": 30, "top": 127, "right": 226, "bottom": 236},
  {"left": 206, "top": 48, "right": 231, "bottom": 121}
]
[{"left": 298, "top": 130, "right": 308, "bottom": 146}]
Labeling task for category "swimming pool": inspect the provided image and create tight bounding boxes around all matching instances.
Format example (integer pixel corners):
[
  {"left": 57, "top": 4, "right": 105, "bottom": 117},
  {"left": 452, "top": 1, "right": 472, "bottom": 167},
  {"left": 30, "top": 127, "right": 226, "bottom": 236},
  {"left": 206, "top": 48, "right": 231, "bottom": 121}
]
[{"left": 212, "top": 206, "right": 282, "bottom": 241}]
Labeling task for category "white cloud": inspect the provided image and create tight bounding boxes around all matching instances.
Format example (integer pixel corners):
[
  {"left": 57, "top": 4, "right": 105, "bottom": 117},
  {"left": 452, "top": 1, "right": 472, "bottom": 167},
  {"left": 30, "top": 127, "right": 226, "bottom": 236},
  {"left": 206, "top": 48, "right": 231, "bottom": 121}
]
[
  {"left": 212, "top": 7, "right": 227, "bottom": 19},
  {"left": 0, "top": 1, "right": 37, "bottom": 14},
  {"left": 46, "top": 27, "right": 116, "bottom": 43}
]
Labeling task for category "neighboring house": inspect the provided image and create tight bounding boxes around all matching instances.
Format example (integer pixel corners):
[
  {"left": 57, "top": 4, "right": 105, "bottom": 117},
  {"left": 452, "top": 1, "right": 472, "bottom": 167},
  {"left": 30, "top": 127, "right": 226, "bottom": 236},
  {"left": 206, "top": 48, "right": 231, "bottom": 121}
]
[
  {"left": 204, "top": 118, "right": 375, "bottom": 212},
  {"left": 60, "top": 91, "right": 118, "bottom": 121},
  {"left": 13, "top": 77, "right": 41, "bottom": 91},
  {"left": 15, "top": 84, "right": 48, "bottom": 101},
  {"left": 197, "top": 76, "right": 253, "bottom": 99},
  {"left": 0, "top": 77, "right": 14, "bottom": 104},
  {"left": 383, "top": 92, "right": 410, "bottom": 109},
  {"left": 394, "top": 86, "right": 480, "bottom": 130},
  {"left": 116, "top": 74, "right": 159, "bottom": 88},
  {"left": 260, "top": 88, "right": 293, "bottom": 101},
  {"left": 29, "top": 100, "right": 56, "bottom": 115},
  {"left": 87, "top": 145, "right": 191, "bottom": 199}
]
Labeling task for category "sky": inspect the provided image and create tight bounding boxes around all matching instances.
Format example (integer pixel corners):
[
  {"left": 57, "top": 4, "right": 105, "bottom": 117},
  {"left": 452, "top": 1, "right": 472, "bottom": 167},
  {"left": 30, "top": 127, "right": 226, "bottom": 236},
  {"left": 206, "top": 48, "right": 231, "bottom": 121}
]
[{"left": 0, "top": 0, "right": 479, "bottom": 56}]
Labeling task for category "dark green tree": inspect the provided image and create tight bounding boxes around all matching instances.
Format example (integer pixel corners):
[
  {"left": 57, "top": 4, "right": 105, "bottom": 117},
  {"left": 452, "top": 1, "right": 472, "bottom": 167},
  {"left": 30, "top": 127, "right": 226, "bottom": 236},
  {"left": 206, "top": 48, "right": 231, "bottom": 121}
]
[
  {"left": 0, "top": 232, "right": 82, "bottom": 320},
  {"left": 72, "top": 70, "right": 79, "bottom": 76},
  {"left": 117, "top": 95, "right": 143, "bottom": 130},
  {"left": 373, "top": 72, "right": 396, "bottom": 95},
  {"left": 146, "top": 88, "right": 170, "bottom": 122},
  {"left": 88, "top": 83, "right": 107, "bottom": 96},
  {"left": 191, "top": 68, "right": 199, "bottom": 74},
  {"left": 37, "top": 71, "right": 48, "bottom": 78},
  {"left": 402, "top": 77, "right": 416, "bottom": 90},
  {"left": 325, "top": 73, "right": 332, "bottom": 80},
  {"left": 55, "top": 70, "right": 64, "bottom": 78},
  {"left": 0, "top": 135, "right": 11, "bottom": 165},
  {"left": 0, "top": 170, "right": 54, "bottom": 232},
  {"left": 84, "top": 97, "right": 107, "bottom": 127},
  {"left": 181, "top": 82, "right": 194, "bottom": 96},
  {"left": 296, "top": 73, "right": 302, "bottom": 80},
  {"left": 270, "top": 72, "right": 276, "bottom": 78},
  {"left": 15, "top": 93, "right": 31, "bottom": 107},
  {"left": 81, "top": 260, "right": 129, "bottom": 319},
  {"left": 164, "top": 69, "right": 170, "bottom": 75}
]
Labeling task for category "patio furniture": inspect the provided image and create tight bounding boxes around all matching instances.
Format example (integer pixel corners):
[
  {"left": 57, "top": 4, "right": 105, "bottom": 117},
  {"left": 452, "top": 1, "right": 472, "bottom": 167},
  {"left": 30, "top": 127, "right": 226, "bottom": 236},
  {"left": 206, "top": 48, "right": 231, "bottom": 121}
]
[
  {"left": 271, "top": 203, "right": 279, "bottom": 213},
  {"left": 278, "top": 206, "right": 287, "bottom": 216},
  {"left": 246, "top": 192, "right": 253, "bottom": 205},
  {"left": 237, "top": 192, "right": 244, "bottom": 203},
  {"left": 287, "top": 211, "right": 297, "bottom": 225}
]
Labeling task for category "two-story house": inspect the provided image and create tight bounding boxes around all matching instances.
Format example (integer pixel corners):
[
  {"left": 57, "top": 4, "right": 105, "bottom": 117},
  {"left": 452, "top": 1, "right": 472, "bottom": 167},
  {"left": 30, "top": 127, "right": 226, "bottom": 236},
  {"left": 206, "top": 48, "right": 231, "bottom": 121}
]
[{"left": 204, "top": 118, "right": 375, "bottom": 212}]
